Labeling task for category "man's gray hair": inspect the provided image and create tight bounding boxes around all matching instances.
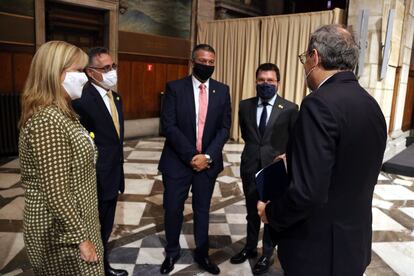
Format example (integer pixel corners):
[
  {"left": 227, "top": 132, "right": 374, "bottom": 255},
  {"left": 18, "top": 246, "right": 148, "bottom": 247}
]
[{"left": 307, "top": 24, "right": 359, "bottom": 70}]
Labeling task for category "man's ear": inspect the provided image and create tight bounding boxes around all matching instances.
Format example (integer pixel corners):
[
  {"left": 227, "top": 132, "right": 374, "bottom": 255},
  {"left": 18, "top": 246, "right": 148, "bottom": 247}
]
[{"left": 311, "top": 49, "right": 320, "bottom": 67}]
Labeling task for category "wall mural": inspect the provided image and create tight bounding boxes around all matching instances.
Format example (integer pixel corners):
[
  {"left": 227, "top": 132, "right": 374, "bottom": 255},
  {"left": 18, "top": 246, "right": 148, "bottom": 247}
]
[
  {"left": 119, "top": 0, "right": 191, "bottom": 39},
  {"left": 0, "top": 0, "right": 34, "bottom": 16}
]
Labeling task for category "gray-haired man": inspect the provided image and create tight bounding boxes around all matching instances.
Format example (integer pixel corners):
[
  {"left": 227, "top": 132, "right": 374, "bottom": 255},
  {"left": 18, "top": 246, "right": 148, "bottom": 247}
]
[{"left": 258, "top": 24, "right": 387, "bottom": 276}]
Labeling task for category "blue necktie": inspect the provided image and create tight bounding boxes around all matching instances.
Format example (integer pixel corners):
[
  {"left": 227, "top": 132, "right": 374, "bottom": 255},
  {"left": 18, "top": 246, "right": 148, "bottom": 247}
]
[{"left": 259, "top": 101, "right": 269, "bottom": 137}]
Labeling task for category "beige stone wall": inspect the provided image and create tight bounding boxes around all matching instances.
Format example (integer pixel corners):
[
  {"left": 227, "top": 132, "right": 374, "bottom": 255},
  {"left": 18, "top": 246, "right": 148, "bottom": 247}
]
[
  {"left": 348, "top": 0, "right": 414, "bottom": 135},
  {"left": 197, "top": 0, "right": 215, "bottom": 22},
  {"left": 190, "top": 0, "right": 215, "bottom": 51},
  {"left": 393, "top": 0, "right": 414, "bottom": 135}
]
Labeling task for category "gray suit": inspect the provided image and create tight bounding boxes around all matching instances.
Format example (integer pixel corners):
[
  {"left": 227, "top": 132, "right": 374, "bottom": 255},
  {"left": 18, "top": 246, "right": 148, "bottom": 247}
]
[{"left": 239, "top": 95, "right": 298, "bottom": 254}]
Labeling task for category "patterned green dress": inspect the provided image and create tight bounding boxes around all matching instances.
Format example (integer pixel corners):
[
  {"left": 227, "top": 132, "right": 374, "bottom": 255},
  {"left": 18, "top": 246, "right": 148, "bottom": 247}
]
[{"left": 19, "top": 105, "right": 104, "bottom": 275}]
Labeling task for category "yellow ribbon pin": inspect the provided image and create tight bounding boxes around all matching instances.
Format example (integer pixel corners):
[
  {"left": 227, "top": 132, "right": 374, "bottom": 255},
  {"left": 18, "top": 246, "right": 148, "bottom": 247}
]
[{"left": 89, "top": 132, "right": 95, "bottom": 139}]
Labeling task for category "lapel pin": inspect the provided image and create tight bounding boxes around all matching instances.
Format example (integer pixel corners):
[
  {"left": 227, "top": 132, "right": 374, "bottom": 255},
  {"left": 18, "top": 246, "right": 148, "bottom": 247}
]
[
  {"left": 212, "top": 89, "right": 216, "bottom": 94},
  {"left": 116, "top": 96, "right": 120, "bottom": 101},
  {"left": 278, "top": 104, "right": 284, "bottom": 109},
  {"left": 89, "top": 132, "right": 95, "bottom": 139}
]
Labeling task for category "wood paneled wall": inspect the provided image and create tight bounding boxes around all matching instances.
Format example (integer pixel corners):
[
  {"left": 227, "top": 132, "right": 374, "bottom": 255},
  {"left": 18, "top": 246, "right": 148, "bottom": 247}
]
[
  {"left": 402, "top": 71, "right": 414, "bottom": 131},
  {"left": 0, "top": 49, "right": 189, "bottom": 120},
  {"left": 118, "top": 54, "right": 189, "bottom": 119},
  {"left": 0, "top": 50, "right": 33, "bottom": 94}
]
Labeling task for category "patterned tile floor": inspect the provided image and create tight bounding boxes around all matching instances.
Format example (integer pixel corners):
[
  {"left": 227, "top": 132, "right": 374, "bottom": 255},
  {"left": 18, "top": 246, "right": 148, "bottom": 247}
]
[{"left": 0, "top": 137, "right": 414, "bottom": 275}]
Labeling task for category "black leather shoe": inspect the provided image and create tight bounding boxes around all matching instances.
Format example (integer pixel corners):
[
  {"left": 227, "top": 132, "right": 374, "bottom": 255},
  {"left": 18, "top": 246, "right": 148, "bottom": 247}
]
[
  {"left": 194, "top": 256, "right": 220, "bottom": 274},
  {"left": 160, "top": 255, "right": 180, "bottom": 274},
  {"left": 230, "top": 248, "right": 258, "bottom": 264},
  {"left": 106, "top": 265, "right": 128, "bottom": 276},
  {"left": 252, "top": 256, "right": 272, "bottom": 275}
]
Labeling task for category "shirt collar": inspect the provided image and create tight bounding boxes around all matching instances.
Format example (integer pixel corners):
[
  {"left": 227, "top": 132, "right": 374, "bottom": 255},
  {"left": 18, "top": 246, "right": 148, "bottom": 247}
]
[
  {"left": 192, "top": 75, "right": 209, "bottom": 91},
  {"left": 318, "top": 74, "right": 335, "bottom": 89},
  {"left": 92, "top": 82, "right": 109, "bottom": 98},
  {"left": 257, "top": 93, "right": 277, "bottom": 107}
]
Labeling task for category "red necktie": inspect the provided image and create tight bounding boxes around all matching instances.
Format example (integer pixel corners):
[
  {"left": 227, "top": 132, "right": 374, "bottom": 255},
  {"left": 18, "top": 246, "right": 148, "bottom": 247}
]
[{"left": 197, "top": 84, "right": 208, "bottom": 153}]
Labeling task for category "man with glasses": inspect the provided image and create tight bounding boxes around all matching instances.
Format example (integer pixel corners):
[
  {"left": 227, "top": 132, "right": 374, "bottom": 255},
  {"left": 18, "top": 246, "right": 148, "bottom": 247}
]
[
  {"left": 258, "top": 24, "right": 387, "bottom": 275},
  {"left": 158, "top": 44, "right": 231, "bottom": 274},
  {"left": 72, "top": 47, "right": 127, "bottom": 276},
  {"left": 230, "top": 63, "right": 298, "bottom": 274}
]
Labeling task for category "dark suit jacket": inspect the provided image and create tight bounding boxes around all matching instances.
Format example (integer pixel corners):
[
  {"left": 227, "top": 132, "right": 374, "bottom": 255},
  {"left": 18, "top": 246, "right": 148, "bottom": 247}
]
[
  {"left": 158, "top": 76, "right": 231, "bottom": 179},
  {"left": 266, "top": 71, "right": 387, "bottom": 276},
  {"left": 239, "top": 95, "right": 298, "bottom": 185},
  {"left": 72, "top": 82, "right": 125, "bottom": 201}
]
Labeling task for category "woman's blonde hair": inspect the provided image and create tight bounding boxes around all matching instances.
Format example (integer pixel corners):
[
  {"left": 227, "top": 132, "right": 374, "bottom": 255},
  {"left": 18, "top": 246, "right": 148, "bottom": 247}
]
[{"left": 19, "top": 41, "right": 88, "bottom": 128}]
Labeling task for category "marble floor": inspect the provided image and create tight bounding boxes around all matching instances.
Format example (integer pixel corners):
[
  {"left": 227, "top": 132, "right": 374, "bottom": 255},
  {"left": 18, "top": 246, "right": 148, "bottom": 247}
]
[{"left": 0, "top": 137, "right": 414, "bottom": 275}]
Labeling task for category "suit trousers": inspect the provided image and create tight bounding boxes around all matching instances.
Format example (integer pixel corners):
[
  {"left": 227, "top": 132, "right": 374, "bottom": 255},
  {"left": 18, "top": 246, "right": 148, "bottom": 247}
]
[
  {"left": 98, "top": 196, "right": 118, "bottom": 271},
  {"left": 163, "top": 171, "right": 216, "bottom": 258},
  {"left": 242, "top": 176, "right": 274, "bottom": 257}
]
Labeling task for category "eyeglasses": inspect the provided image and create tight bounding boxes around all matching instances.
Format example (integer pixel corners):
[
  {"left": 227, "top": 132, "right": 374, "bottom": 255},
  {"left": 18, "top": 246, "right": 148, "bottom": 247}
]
[
  {"left": 256, "top": 78, "right": 277, "bottom": 84},
  {"left": 89, "top": 63, "right": 117, "bottom": 73},
  {"left": 298, "top": 51, "right": 307, "bottom": 64}
]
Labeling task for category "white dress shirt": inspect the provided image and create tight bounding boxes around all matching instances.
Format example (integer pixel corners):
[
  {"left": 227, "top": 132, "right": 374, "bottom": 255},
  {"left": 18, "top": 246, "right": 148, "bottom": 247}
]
[
  {"left": 192, "top": 75, "right": 210, "bottom": 135},
  {"left": 256, "top": 94, "right": 277, "bottom": 127},
  {"left": 92, "top": 83, "right": 112, "bottom": 116},
  {"left": 318, "top": 74, "right": 335, "bottom": 89}
]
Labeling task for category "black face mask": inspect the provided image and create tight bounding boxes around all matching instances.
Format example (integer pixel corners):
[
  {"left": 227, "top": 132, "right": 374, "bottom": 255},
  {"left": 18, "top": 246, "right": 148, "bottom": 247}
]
[
  {"left": 193, "top": 63, "right": 215, "bottom": 82},
  {"left": 256, "top": 83, "right": 277, "bottom": 100}
]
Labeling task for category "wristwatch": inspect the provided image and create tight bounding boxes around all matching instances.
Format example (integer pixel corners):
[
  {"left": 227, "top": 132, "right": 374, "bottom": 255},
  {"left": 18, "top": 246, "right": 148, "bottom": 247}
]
[{"left": 204, "top": 154, "right": 212, "bottom": 164}]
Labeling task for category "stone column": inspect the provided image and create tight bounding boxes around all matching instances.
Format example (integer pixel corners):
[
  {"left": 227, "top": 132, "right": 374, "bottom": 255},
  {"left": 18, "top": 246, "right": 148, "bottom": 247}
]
[{"left": 348, "top": 0, "right": 414, "bottom": 136}]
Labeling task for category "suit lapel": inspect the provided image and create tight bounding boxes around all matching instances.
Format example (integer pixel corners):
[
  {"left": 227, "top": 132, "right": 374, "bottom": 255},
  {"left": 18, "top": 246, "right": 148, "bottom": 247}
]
[
  {"left": 249, "top": 98, "right": 261, "bottom": 141},
  {"left": 88, "top": 83, "right": 119, "bottom": 140},
  {"left": 199, "top": 79, "right": 216, "bottom": 145},
  {"left": 262, "top": 96, "right": 284, "bottom": 139},
  {"left": 112, "top": 91, "right": 123, "bottom": 140},
  {"left": 184, "top": 77, "right": 196, "bottom": 133},
  {"left": 206, "top": 80, "right": 217, "bottom": 127}
]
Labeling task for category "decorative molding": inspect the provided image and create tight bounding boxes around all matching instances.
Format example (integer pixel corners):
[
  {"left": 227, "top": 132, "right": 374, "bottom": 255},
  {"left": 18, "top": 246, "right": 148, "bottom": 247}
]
[
  {"left": 0, "top": 11, "right": 34, "bottom": 19},
  {"left": 119, "top": 0, "right": 128, "bottom": 14},
  {"left": 52, "top": 0, "right": 117, "bottom": 11},
  {"left": 0, "top": 40, "right": 34, "bottom": 46},
  {"left": 35, "top": 0, "right": 45, "bottom": 50},
  {"left": 34, "top": 0, "right": 118, "bottom": 62},
  {"left": 215, "top": 0, "right": 262, "bottom": 18}
]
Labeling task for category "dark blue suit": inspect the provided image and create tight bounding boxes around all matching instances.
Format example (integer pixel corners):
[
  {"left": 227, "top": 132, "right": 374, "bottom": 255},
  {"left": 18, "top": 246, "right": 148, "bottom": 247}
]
[
  {"left": 159, "top": 75, "right": 231, "bottom": 257},
  {"left": 72, "top": 81, "right": 125, "bottom": 270}
]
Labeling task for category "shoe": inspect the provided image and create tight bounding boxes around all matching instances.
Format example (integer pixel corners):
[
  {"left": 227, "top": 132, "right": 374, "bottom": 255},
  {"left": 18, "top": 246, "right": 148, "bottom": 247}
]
[
  {"left": 194, "top": 256, "right": 220, "bottom": 274},
  {"left": 230, "top": 248, "right": 258, "bottom": 264},
  {"left": 252, "top": 256, "right": 272, "bottom": 275},
  {"left": 160, "top": 255, "right": 180, "bottom": 274},
  {"left": 106, "top": 265, "right": 128, "bottom": 276}
]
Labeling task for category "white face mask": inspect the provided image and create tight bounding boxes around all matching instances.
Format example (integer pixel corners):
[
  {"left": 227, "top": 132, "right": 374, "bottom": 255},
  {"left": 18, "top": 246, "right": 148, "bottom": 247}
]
[
  {"left": 98, "top": 69, "right": 117, "bottom": 89},
  {"left": 62, "top": 72, "right": 88, "bottom": 100},
  {"left": 304, "top": 66, "right": 317, "bottom": 92}
]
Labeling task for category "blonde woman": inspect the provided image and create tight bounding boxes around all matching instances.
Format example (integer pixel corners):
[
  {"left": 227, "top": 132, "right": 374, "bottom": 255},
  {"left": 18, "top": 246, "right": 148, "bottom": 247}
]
[{"left": 19, "top": 41, "right": 104, "bottom": 275}]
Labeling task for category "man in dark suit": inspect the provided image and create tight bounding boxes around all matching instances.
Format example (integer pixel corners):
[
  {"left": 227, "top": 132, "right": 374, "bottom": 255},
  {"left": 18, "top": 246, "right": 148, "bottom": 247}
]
[
  {"left": 158, "top": 44, "right": 231, "bottom": 275},
  {"left": 72, "top": 47, "right": 127, "bottom": 276},
  {"left": 231, "top": 63, "right": 298, "bottom": 274},
  {"left": 258, "top": 24, "right": 387, "bottom": 276}
]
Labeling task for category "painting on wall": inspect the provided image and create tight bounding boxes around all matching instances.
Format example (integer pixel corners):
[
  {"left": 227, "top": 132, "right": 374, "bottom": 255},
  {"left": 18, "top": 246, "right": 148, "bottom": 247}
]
[
  {"left": 119, "top": 0, "right": 192, "bottom": 39},
  {"left": 0, "top": 0, "right": 34, "bottom": 16}
]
